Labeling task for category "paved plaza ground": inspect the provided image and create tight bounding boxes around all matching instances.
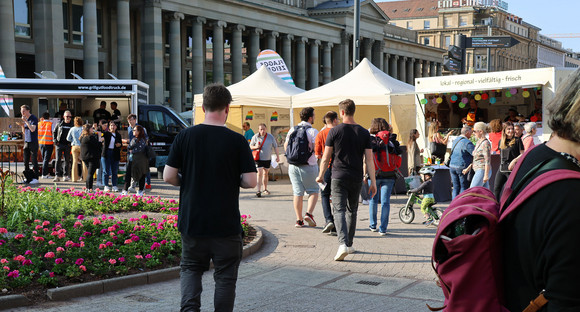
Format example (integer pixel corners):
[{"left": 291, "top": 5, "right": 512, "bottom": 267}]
[{"left": 7, "top": 174, "right": 447, "bottom": 311}]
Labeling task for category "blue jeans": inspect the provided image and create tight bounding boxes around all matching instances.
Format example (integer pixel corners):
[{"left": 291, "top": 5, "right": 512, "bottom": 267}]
[
  {"left": 470, "top": 169, "right": 491, "bottom": 189},
  {"left": 450, "top": 167, "right": 470, "bottom": 199},
  {"left": 331, "top": 178, "right": 362, "bottom": 247},
  {"left": 102, "top": 150, "right": 119, "bottom": 187},
  {"left": 369, "top": 178, "right": 395, "bottom": 233},
  {"left": 40, "top": 145, "right": 53, "bottom": 176},
  {"left": 180, "top": 233, "right": 242, "bottom": 312}
]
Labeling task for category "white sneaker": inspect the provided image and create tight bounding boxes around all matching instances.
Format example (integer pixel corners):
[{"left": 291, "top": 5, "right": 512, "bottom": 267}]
[
  {"left": 112, "top": 186, "right": 119, "bottom": 192},
  {"left": 53, "top": 176, "right": 61, "bottom": 182},
  {"left": 137, "top": 190, "right": 144, "bottom": 196},
  {"left": 347, "top": 246, "right": 356, "bottom": 254},
  {"left": 29, "top": 179, "right": 39, "bottom": 185},
  {"left": 362, "top": 199, "right": 369, "bottom": 205},
  {"left": 128, "top": 186, "right": 136, "bottom": 192},
  {"left": 103, "top": 186, "right": 110, "bottom": 192},
  {"left": 95, "top": 182, "right": 103, "bottom": 188},
  {"left": 334, "top": 244, "right": 348, "bottom": 261},
  {"left": 63, "top": 176, "right": 71, "bottom": 182},
  {"left": 41, "top": 175, "right": 48, "bottom": 179},
  {"left": 121, "top": 190, "right": 128, "bottom": 196}
]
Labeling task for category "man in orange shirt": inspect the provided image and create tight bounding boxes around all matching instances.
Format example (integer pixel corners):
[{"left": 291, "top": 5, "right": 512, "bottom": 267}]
[
  {"left": 315, "top": 111, "right": 338, "bottom": 235},
  {"left": 38, "top": 112, "right": 54, "bottom": 179}
]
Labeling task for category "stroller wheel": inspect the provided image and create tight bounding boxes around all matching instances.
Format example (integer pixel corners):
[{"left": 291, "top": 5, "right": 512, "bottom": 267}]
[{"left": 399, "top": 207, "right": 415, "bottom": 224}]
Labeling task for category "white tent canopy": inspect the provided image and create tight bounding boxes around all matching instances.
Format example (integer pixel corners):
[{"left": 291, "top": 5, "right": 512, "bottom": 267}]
[
  {"left": 194, "top": 65, "right": 305, "bottom": 108},
  {"left": 292, "top": 58, "right": 414, "bottom": 108}
]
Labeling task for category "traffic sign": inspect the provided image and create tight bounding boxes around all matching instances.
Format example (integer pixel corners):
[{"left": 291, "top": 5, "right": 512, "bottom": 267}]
[
  {"left": 448, "top": 45, "right": 463, "bottom": 61},
  {"left": 443, "top": 56, "right": 461, "bottom": 73},
  {"left": 466, "top": 36, "right": 520, "bottom": 48}
]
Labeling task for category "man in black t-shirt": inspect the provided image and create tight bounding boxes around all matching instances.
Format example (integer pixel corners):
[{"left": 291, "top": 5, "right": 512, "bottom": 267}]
[
  {"left": 316, "top": 99, "right": 376, "bottom": 261},
  {"left": 110, "top": 101, "right": 122, "bottom": 127},
  {"left": 164, "top": 84, "right": 257, "bottom": 312},
  {"left": 93, "top": 101, "right": 111, "bottom": 124}
]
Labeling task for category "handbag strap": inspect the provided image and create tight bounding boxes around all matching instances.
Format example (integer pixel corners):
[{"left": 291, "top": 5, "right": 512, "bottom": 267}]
[
  {"left": 449, "top": 136, "right": 465, "bottom": 158},
  {"left": 257, "top": 133, "right": 267, "bottom": 152}
]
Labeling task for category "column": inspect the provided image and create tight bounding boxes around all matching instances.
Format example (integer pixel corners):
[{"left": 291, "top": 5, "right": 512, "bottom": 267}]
[
  {"left": 266, "top": 31, "right": 279, "bottom": 51},
  {"left": 414, "top": 59, "right": 421, "bottom": 80},
  {"left": 389, "top": 55, "right": 398, "bottom": 78},
  {"left": 0, "top": 0, "right": 16, "bottom": 77},
  {"left": 33, "top": 0, "right": 65, "bottom": 78},
  {"left": 398, "top": 57, "right": 406, "bottom": 82},
  {"left": 296, "top": 37, "right": 307, "bottom": 89},
  {"left": 231, "top": 24, "right": 245, "bottom": 84},
  {"left": 422, "top": 60, "right": 429, "bottom": 77},
  {"left": 363, "top": 38, "right": 373, "bottom": 62},
  {"left": 83, "top": 0, "right": 98, "bottom": 78},
  {"left": 143, "top": 0, "right": 164, "bottom": 104},
  {"left": 322, "top": 42, "right": 332, "bottom": 84},
  {"left": 169, "top": 13, "right": 184, "bottom": 112},
  {"left": 430, "top": 61, "right": 436, "bottom": 77},
  {"left": 212, "top": 20, "right": 227, "bottom": 83},
  {"left": 191, "top": 17, "right": 206, "bottom": 94},
  {"left": 436, "top": 63, "right": 442, "bottom": 76},
  {"left": 309, "top": 40, "right": 320, "bottom": 89},
  {"left": 117, "top": 0, "right": 131, "bottom": 79},
  {"left": 340, "top": 31, "right": 350, "bottom": 75},
  {"left": 248, "top": 28, "right": 262, "bottom": 73},
  {"left": 373, "top": 41, "right": 383, "bottom": 69},
  {"left": 282, "top": 34, "right": 293, "bottom": 74},
  {"left": 406, "top": 57, "right": 414, "bottom": 85},
  {"left": 383, "top": 53, "right": 389, "bottom": 74}
]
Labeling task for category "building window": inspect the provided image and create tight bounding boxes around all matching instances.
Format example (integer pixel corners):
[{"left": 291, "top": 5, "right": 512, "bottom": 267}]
[
  {"left": 475, "top": 55, "right": 488, "bottom": 71},
  {"left": 423, "top": 37, "right": 430, "bottom": 45},
  {"left": 459, "top": 16, "right": 467, "bottom": 26},
  {"left": 63, "top": 0, "right": 103, "bottom": 46},
  {"left": 444, "top": 36, "right": 451, "bottom": 48},
  {"left": 424, "top": 20, "right": 430, "bottom": 29},
  {"left": 407, "top": 21, "right": 412, "bottom": 30},
  {"left": 444, "top": 17, "right": 452, "bottom": 28},
  {"left": 14, "top": 0, "right": 32, "bottom": 38}
]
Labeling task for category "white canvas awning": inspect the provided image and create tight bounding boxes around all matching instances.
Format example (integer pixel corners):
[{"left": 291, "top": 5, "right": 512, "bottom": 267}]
[{"left": 292, "top": 58, "right": 414, "bottom": 108}]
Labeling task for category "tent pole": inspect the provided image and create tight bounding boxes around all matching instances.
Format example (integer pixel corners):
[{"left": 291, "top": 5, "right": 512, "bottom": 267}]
[{"left": 290, "top": 102, "right": 294, "bottom": 127}]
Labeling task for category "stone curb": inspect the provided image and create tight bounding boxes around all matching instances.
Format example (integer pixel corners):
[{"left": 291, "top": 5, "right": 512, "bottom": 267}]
[{"left": 1, "top": 226, "right": 264, "bottom": 308}]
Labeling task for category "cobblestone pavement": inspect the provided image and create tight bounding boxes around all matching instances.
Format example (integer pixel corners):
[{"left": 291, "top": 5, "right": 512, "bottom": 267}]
[{"left": 8, "top": 175, "right": 448, "bottom": 311}]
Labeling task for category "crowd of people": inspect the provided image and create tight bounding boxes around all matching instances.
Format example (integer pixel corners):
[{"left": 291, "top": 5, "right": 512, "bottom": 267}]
[{"left": 17, "top": 102, "right": 151, "bottom": 195}]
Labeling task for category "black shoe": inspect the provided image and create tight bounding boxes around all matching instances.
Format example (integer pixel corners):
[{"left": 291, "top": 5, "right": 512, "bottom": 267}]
[{"left": 256, "top": 191, "right": 261, "bottom": 198}]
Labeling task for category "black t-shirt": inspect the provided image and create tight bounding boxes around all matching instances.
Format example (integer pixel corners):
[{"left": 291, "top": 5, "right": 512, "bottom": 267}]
[
  {"left": 93, "top": 108, "right": 111, "bottom": 124},
  {"left": 166, "top": 124, "right": 256, "bottom": 238},
  {"left": 502, "top": 143, "right": 580, "bottom": 311},
  {"left": 499, "top": 137, "right": 523, "bottom": 171},
  {"left": 325, "top": 123, "right": 371, "bottom": 180},
  {"left": 111, "top": 109, "right": 121, "bottom": 123}
]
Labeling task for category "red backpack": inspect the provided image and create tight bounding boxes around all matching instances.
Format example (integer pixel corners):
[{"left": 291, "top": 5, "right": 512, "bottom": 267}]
[
  {"left": 371, "top": 130, "right": 402, "bottom": 176},
  {"left": 430, "top": 145, "right": 580, "bottom": 312}
]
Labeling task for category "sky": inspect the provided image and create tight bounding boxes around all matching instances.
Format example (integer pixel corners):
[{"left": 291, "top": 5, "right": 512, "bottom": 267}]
[{"left": 376, "top": 0, "right": 580, "bottom": 52}]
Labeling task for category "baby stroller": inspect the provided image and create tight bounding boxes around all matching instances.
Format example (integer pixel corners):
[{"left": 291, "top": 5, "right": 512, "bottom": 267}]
[{"left": 398, "top": 167, "right": 444, "bottom": 225}]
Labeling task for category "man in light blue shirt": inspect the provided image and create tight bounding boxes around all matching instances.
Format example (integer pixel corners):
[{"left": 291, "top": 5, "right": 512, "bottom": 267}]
[{"left": 242, "top": 122, "right": 254, "bottom": 143}]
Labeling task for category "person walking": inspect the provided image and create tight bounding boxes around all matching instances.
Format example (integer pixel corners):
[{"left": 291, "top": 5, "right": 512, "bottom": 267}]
[
  {"left": 122, "top": 125, "right": 149, "bottom": 196},
  {"left": 101, "top": 122, "right": 123, "bottom": 192},
  {"left": 38, "top": 112, "right": 54, "bottom": 179},
  {"left": 285, "top": 107, "right": 320, "bottom": 228},
  {"left": 17, "top": 105, "right": 39, "bottom": 184},
  {"left": 250, "top": 123, "right": 279, "bottom": 197},
  {"left": 493, "top": 121, "right": 524, "bottom": 199},
  {"left": 242, "top": 122, "right": 254, "bottom": 143},
  {"left": 315, "top": 111, "right": 339, "bottom": 235},
  {"left": 67, "top": 116, "right": 87, "bottom": 182},
  {"left": 126, "top": 114, "right": 152, "bottom": 190},
  {"left": 164, "top": 83, "right": 257, "bottom": 312},
  {"left": 365, "top": 118, "right": 400, "bottom": 236},
  {"left": 80, "top": 124, "right": 102, "bottom": 191},
  {"left": 448, "top": 126, "right": 475, "bottom": 199},
  {"left": 53, "top": 111, "right": 74, "bottom": 182},
  {"left": 407, "top": 129, "right": 423, "bottom": 175},
  {"left": 464, "top": 122, "right": 492, "bottom": 189},
  {"left": 316, "top": 99, "right": 377, "bottom": 261},
  {"left": 94, "top": 119, "right": 109, "bottom": 187}
]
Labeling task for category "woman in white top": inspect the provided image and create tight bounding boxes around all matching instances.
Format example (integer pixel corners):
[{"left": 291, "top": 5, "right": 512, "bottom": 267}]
[{"left": 250, "top": 123, "right": 279, "bottom": 197}]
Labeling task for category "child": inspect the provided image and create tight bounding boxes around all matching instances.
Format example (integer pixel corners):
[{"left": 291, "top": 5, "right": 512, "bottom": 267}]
[{"left": 408, "top": 166, "right": 437, "bottom": 225}]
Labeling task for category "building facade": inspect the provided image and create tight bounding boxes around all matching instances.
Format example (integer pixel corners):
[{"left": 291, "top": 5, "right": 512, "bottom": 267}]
[
  {"left": 377, "top": 0, "right": 567, "bottom": 73},
  {"left": 0, "top": 0, "right": 446, "bottom": 113}
]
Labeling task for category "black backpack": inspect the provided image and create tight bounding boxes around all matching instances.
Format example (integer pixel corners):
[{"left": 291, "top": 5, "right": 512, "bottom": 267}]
[{"left": 286, "top": 125, "right": 312, "bottom": 165}]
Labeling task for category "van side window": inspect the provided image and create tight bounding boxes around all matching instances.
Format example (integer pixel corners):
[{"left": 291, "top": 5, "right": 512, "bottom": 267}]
[{"left": 147, "top": 110, "right": 181, "bottom": 135}]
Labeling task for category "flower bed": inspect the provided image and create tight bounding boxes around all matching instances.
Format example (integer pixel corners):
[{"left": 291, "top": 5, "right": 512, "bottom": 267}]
[{"left": 0, "top": 184, "right": 252, "bottom": 299}]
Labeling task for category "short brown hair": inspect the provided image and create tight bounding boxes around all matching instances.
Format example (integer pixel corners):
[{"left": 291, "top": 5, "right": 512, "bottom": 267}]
[
  {"left": 338, "top": 99, "right": 356, "bottom": 116},
  {"left": 323, "top": 111, "right": 338, "bottom": 125},
  {"left": 127, "top": 114, "right": 136, "bottom": 121},
  {"left": 74, "top": 116, "right": 83, "bottom": 127},
  {"left": 203, "top": 83, "right": 232, "bottom": 112},
  {"left": 489, "top": 119, "right": 502, "bottom": 133},
  {"left": 299, "top": 107, "right": 314, "bottom": 122}
]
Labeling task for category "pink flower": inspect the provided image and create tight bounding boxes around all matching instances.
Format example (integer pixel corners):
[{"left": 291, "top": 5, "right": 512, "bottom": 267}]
[
  {"left": 55, "top": 258, "right": 64, "bottom": 264},
  {"left": 108, "top": 226, "right": 115, "bottom": 232},
  {"left": 0, "top": 228, "right": 8, "bottom": 234},
  {"left": 48, "top": 240, "right": 55, "bottom": 245},
  {"left": 57, "top": 233, "right": 66, "bottom": 239},
  {"left": 42, "top": 221, "right": 50, "bottom": 226},
  {"left": 49, "top": 272, "right": 55, "bottom": 277},
  {"left": 141, "top": 215, "right": 148, "bottom": 219},
  {"left": 108, "top": 259, "right": 116, "bottom": 265},
  {"left": 99, "top": 244, "right": 106, "bottom": 249},
  {"left": 77, "top": 214, "right": 84, "bottom": 220},
  {"left": 124, "top": 239, "right": 132, "bottom": 245},
  {"left": 2, "top": 266, "right": 9, "bottom": 271},
  {"left": 150, "top": 242, "right": 160, "bottom": 250},
  {"left": 106, "top": 241, "right": 113, "bottom": 247},
  {"left": 135, "top": 255, "right": 143, "bottom": 259},
  {"left": 44, "top": 252, "right": 55, "bottom": 258},
  {"left": 35, "top": 225, "right": 43, "bottom": 230},
  {"left": 118, "top": 257, "right": 125, "bottom": 263},
  {"left": 13, "top": 255, "right": 25, "bottom": 262},
  {"left": 0, "top": 259, "right": 7, "bottom": 264},
  {"left": 131, "top": 235, "right": 140, "bottom": 242},
  {"left": 79, "top": 265, "right": 86, "bottom": 272},
  {"left": 75, "top": 258, "right": 84, "bottom": 265},
  {"left": 56, "top": 247, "right": 65, "bottom": 252},
  {"left": 22, "top": 259, "right": 32, "bottom": 266},
  {"left": 24, "top": 250, "right": 33, "bottom": 256},
  {"left": 80, "top": 241, "right": 85, "bottom": 247},
  {"left": 34, "top": 236, "right": 45, "bottom": 242},
  {"left": 117, "top": 230, "right": 125, "bottom": 235},
  {"left": 73, "top": 221, "right": 83, "bottom": 228},
  {"left": 7, "top": 270, "right": 19, "bottom": 278},
  {"left": 170, "top": 240, "right": 176, "bottom": 244},
  {"left": 132, "top": 203, "right": 138, "bottom": 207},
  {"left": 14, "top": 234, "right": 25, "bottom": 240},
  {"left": 145, "top": 254, "right": 152, "bottom": 259},
  {"left": 93, "top": 218, "right": 102, "bottom": 225}
]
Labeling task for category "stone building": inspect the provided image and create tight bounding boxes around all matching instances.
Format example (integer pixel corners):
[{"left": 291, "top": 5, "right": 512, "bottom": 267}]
[
  {"left": 377, "top": 0, "right": 566, "bottom": 73},
  {"left": 0, "top": 0, "right": 445, "bottom": 112}
]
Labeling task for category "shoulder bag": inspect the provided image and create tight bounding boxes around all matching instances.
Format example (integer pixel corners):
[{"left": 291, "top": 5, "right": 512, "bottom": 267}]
[
  {"left": 252, "top": 134, "right": 267, "bottom": 161},
  {"left": 444, "top": 137, "right": 464, "bottom": 167}
]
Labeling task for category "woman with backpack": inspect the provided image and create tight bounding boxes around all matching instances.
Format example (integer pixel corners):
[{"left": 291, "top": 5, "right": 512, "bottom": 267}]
[
  {"left": 364, "top": 118, "right": 401, "bottom": 236},
  {"left": 493, "top": 121, "right": 524, "bottom": 199},
  {"left": 407, "top": 129, "right": 423, "bottom": 176}
]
